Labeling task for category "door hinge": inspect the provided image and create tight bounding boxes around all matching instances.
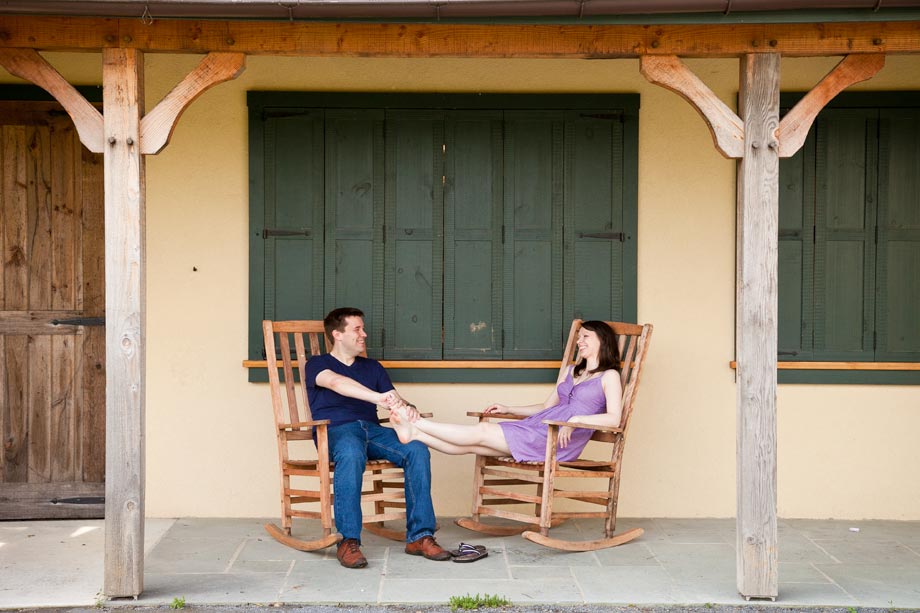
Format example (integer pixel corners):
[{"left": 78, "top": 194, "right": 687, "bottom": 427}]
[
  {"left": 51, "top": 317, "right": 105, "bottom": 326},
  {"left": 51, "top": 496, "right": 104, "bottom": 505}
]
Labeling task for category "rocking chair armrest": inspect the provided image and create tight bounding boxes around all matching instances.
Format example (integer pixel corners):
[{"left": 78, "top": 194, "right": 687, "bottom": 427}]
[
  {"left": 277, "top": 420, "right": 331, "bottom": 431},
  {"left": 466, "top": 411, "right": 525, "bottom": 420},
  {"left": 541, "top": 419, "right": 623, "bottom": 434}
]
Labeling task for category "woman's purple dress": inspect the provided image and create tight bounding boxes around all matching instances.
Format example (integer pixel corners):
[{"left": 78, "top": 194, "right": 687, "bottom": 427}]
[{"left": 499, "top": 368, "right": 609, "bottom": 462}]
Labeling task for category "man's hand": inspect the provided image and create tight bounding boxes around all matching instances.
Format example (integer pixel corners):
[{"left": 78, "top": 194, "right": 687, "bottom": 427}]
[{"left": 381, "top": 391, "right": 420, "bottom": 422}]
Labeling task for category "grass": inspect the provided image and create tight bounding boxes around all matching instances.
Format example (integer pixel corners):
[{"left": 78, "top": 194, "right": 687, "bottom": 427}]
[
  {"left": 170, "top": 596, "right": 186, "bottom": 609},
  {"left": 448, "top": 593, "right": 512, "bottom": 610}
]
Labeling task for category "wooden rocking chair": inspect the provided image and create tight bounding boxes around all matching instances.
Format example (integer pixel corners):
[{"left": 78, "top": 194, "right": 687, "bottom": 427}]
[
  {"left": 262, "top": 319, "right": 409, "bottom": 551},
  {"left": 456, "top": 319, "right": 653, "bottom": 551}
]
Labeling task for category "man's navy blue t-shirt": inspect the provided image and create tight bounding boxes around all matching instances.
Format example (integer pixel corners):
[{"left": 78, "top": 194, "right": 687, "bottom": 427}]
[{"left": 305, "top": 353, "right": 394, "bottom": 427}]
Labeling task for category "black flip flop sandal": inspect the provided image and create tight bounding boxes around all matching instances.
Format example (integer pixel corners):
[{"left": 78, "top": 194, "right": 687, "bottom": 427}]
[{"left": 450, "top": 542, "right": 488, "bottom": 562}]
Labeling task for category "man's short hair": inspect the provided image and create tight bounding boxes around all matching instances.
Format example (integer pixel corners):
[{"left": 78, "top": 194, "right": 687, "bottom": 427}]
[{"left": 324, "top": 307, "right": 365, "bottom": 344}]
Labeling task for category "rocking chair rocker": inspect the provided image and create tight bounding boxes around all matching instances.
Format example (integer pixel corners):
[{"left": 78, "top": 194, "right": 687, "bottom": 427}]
[{"left": 456, "top": 319, "right": 653, "bottom": 551}]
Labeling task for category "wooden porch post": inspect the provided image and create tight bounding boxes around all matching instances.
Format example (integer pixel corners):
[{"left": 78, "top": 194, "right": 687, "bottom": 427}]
[
  {"left": 102, "top": 47, "right": 146, "bottom": 598},
  {"left": 735, "top": 52, "right": 779, "bottom": 600}
]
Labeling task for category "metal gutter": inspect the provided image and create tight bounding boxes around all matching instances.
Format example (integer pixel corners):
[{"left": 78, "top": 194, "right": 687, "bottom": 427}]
[{"left": 2, "top": 0, "right": 920, "bottom": 22}]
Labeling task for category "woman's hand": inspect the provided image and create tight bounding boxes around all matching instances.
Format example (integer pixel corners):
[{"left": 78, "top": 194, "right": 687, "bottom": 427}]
[
  {"left": 557, "top": 417, "right": 581, "bottom": 449},
  {"left": 484, "top": 403, "right": 512, "bottom": 415}
]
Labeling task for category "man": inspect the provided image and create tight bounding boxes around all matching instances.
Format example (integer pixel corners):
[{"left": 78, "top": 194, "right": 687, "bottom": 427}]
[{"left": 305, "top": 307, "right": 450, "bottom": 569}]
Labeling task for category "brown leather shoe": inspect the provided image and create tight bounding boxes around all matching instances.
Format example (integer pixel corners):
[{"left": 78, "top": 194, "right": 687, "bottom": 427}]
[
  {"left": 405, "top": 535, "right": 451, "bottom": 561},
  {"left": 336, "top": 538, "right": 368, "bottom": 568}
]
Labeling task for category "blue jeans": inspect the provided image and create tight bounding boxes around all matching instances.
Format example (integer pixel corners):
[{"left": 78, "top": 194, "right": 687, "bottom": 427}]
[{"left": 326, "top": 420, "right": 436, "bottom": 544}]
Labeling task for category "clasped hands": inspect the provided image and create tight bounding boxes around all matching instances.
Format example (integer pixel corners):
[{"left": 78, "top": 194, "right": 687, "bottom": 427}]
[{"left": 379, "top": 391, "right": 420, "bottom": 424}]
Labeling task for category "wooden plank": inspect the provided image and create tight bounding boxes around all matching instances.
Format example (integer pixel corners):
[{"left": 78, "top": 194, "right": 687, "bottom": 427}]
[
  {"left": 736, "top": 52, "right": 780, "bottom": 600},
  {"left": 0, "top": 481, "right": 104, "bottom": 520},
  {"left": 51, "top": 114, "right": 78, "bottom": 311},
  {"left": 731, "top": 360, "right": 920, "bottom": 370},
  {"left": 3, "top": 126, "right": 28, "bottom": 311},
  {"left": 640, "top": 55, "right": 744, "bottom": 159},
  {"left": 28, "top": 334, "right": 51, "bottom": 483},
  {"left": 0, "top": 310, "right": 86, "bottom": 334},
  {"left": 140, "top": 52, "right": 245, "bottom": 154},
  {"left": 2, "top": 336, "right": 29, "bottom": 482},
  {"left": 81, "top": 145, "right": 105, "bottom": 485},
  {"left": 102, "top": 46, "right": 145, "bottom": 599},
  {"left": 1, "top": 17, "right": 920, "bottom": 58},
  {"left": 243, "top": 359, "right": 560, "bottom": 369},
  {"left": 0, "top": 48, "right": 104, "bottom": 152},
  {"left": 0, "top": 336, "right": 4, "bottom": 476},
  {"left": 27, "top": 124, "right": 53, "bottom": 310},
  {"left": 50, "top": 334, "right": 77, "bottom": 481}
]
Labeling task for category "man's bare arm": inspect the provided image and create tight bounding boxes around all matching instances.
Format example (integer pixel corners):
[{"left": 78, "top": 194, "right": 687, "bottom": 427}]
[{"left": 314, "top": 369, "right": 396, "bottom": 406}]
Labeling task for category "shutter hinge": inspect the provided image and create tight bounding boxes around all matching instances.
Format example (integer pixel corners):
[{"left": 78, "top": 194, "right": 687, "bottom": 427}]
[
  {"left": 381, "top": 328, "right": 386, "bottom": 347},
  {"left": 875, "top": 225, "right": 879, "bottom": 243},
  {"left": 873, "top": 330, "right": 877, "bottom": 350},
  {"left": 501, "top": 329, "right": 505, "bottom": 348},
  {"left": 501, "top": 225, "right": 505, "bottom": 244},
  {"left": 383, "top": 225, "right": 386, "bottom": 243}
]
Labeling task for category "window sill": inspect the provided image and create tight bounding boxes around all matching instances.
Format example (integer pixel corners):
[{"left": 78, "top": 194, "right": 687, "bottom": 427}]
[
  {"left": 243, "top": 360, "right": 562, "bottom": 383},
  {"left": 728, "top": 361, "right": 920, "bottom": 384},
  {"left": 729, "top": 361, "right": 920, "bottom": 371}
]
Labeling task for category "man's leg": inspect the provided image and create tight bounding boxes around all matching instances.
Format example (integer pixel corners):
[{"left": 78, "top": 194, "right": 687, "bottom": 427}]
[
  {"left": 367, "top": 423, "right": 449, "bottom": 560},
  {"left": 327, "top": 422, "right": 367, "bottom": 541}
]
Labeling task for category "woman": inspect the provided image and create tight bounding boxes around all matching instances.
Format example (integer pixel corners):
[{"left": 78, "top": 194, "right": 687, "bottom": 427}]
[{"left": 388, "top": 321, "right": 623, "bottom": 462}]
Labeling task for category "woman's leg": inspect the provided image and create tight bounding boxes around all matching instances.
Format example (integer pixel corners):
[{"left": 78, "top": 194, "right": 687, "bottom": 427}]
[{"left": 391, "top": 409, "right": 511, "bottom": 456}]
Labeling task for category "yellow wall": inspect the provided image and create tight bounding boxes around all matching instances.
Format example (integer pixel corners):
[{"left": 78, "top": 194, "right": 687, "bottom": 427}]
[{"left": 5, "top": 52, "right": 919, "bottom": 520}]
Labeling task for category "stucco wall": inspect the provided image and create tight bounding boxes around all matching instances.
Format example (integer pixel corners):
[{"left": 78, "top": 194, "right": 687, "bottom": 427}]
[{"left": 5, "top": 52, "right": 919, "bottom": 520}]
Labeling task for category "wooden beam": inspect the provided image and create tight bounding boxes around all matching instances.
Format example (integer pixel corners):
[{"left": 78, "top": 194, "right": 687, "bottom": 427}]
[
  {"left": 640, "top": 55, "right": 744, "bottom": 159},
  {"left": 736, "top": 52, "right": 779, "bottom": 601},
  {"left": 776, "top": 54, "right": 885, "bottom": 157},
  {"left": 0, "top": 16, "right": 919, "bottom": 58},
  {"left": 140, "top": 52, "right": 245, "bottom": 155},
  {"left": 102, "top": 46, "right": 146, "bottom": 599},
  {"left": 0, "top": 47, "right": 104, "bottom": 152}
]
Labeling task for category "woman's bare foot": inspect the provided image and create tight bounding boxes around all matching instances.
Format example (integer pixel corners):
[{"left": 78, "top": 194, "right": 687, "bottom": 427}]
[{"left": 389, "top": 405, "right": 416, "bottom": 444}]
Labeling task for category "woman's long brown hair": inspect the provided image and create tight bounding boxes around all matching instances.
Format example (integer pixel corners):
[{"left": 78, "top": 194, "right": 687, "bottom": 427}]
[{"left": 573, "top": 320, "right": 621, "bottom": 377}]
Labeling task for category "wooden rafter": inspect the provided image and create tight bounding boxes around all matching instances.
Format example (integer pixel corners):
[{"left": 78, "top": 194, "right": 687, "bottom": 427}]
[
  {"left": 776, "top": 53, "right": 885, "bottom": 157},
  {"left": 0, "top": 47, "right": 104, "bottom": 152},
  {"left": 140, "top": 52, "right": 245, "bottom": 154},
  {"left": 640, "top": 55, "right": 744, "bottom": 159},
  {"left": 0, "top": 16, "right": 919, "bottom": 57}
]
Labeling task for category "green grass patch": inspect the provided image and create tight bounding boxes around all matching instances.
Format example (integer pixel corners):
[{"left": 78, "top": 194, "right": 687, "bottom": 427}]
[{"left": 449, "top": 593, "right": 512, "bottom": 610}]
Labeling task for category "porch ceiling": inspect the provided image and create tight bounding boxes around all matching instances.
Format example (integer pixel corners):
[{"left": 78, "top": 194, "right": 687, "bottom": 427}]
[{"left": 2, "top": 0, "right": 920, "bottom": 22}]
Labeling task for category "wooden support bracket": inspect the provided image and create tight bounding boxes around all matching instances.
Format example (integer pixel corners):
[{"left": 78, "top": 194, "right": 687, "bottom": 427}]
[
  {"left": 776, "top": 54, "right": 885, "bottom": 157},
  {"left": 140, "top": 52, "right": 246, "bottom": 154},
  {"left": 0, "top": 48, "right": 104, "bottom": 153},
  {"left": 640, "top": 54, "right": 745, "bottom": 159}
]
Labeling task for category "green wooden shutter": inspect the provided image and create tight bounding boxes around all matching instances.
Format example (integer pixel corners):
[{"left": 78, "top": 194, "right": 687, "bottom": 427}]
[
  {"left": 778, "top": 126, "right": 816, "bottom": 360},
  {"left": 260, "top": 110, "right": 325, "bottom": 327},
  {"left": 876, "top": 108, "right": 920, "bottom": 362},
  {"left": 383, "top": 111, "right": 444, "bottom": 359},
  {"left": 323, "top": 110, "right": 385, "bottom": 355},
  {"left": 503, "top": 112, "right": 564, "bottom": 359},
  {"left": 443, "top": 111, "right": 503, "bottom": 359},
  {"left": 813, "top": 109, "right": 877, "bottom": 361},
  {"left": 563, "top": 111, "right": 626, "bottom": 325}
]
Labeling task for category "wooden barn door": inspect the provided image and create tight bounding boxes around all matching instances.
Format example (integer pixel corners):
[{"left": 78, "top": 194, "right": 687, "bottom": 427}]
[{"left": 0, "top": 100, "right": 106, "bottom": 519}]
